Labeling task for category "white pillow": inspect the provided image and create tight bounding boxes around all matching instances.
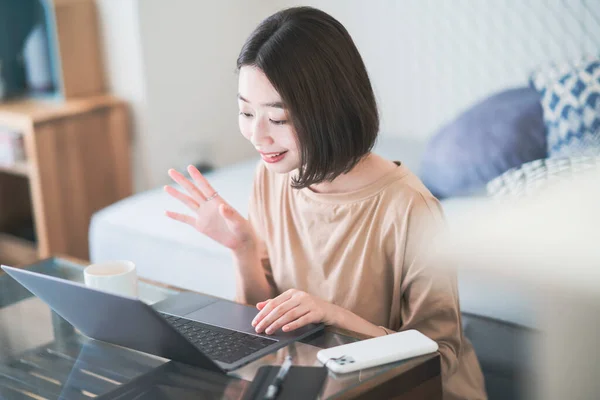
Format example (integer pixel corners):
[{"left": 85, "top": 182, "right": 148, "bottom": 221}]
[{"left": 487, "top": 156, "right": 600, "bottom": 198}]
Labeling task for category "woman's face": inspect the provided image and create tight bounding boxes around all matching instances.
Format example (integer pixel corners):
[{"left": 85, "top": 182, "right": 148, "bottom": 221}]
[{"left": 238, "top": 66, "right": 300, "bottom": 174}]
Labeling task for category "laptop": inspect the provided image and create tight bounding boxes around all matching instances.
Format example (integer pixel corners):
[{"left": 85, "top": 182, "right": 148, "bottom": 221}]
[{"left": 1, "top": 265, "right": 324, "bottom": 372}]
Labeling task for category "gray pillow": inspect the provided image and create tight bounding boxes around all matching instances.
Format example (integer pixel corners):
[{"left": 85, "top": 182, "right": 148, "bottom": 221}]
[{"left": 420, "top": 87, "right": 547, "bottom": 199}]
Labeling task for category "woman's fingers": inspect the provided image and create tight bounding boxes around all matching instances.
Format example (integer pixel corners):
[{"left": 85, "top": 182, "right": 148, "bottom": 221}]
[
  {"left": 219, "top": 204, "right": 247, "bottom": 237},
  {"left": 252, "top": 291, "right": 293, "bottom": 328},
  {"left": 256, "top": 299, "right": 271, "bottom": 310},
  {"left": 165, "top": 211, "right": 196, "bottom": 227},
  {"left": 168, "top": 169, "right": 206, "bottom": 202},
  {"left": 264, "top": 306, "right": 310, "bottom": 335},
  {"left": 164, "top": 185, "right": 200, "bottom": 212},
  {"left": 282, "top": 313, "right": 316, "bottom": 332},
  {"left": 254, "top": 297, "right": 299, "bottom": 334},
  {"left": 188, "top": 165, "right": 218, "bottom": 199}
]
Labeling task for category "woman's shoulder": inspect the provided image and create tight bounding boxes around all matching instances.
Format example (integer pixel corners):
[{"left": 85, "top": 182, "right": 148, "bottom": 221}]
[
  {"left": 376, "top": 170, "right": 446, "bottom": 257},
  {"left": 380, "top": 165, "right": 445, "bottom": 220}
]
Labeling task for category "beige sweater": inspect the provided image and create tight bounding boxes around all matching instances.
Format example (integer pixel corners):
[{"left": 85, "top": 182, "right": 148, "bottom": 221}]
[{"left": 246, "top": 161, "right": 487, "bottom": 400}]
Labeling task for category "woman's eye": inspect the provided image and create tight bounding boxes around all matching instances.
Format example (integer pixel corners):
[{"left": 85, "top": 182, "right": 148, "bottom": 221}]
[
  {"left": 269, "top": 119, "right": 288, "bottom": 125},
  {"left": 239, "top": 112, "right": 253, "bottom": 118}
]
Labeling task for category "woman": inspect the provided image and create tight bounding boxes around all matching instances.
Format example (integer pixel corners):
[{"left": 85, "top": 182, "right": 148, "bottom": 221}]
[{"left": 165, "top": 7, "right": 486, "bottom": 399}]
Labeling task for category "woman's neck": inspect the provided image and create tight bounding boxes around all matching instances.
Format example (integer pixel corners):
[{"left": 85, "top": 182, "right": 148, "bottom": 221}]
[{"left": 306, "top": 153, "right": 397, "bottom": 194}]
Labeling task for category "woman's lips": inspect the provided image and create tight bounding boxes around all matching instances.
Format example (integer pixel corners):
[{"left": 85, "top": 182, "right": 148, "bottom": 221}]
[{"left": 260, "top": 150, "right": 288, "bottom": 163}]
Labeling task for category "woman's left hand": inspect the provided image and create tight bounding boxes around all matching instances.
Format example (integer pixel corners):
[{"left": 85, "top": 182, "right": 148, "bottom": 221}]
[{"left": 252, "top": 289, "right": 338, "bottom": 335}]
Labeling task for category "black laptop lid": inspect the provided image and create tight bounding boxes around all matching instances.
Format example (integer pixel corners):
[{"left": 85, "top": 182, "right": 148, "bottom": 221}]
[{"left": 1, "top": 265, "right": 224, "bottom": 374}]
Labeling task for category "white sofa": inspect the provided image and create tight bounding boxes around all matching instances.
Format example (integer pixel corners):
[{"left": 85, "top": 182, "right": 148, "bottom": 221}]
[
  {"left": 90, "top": 136, "right": 427, "bottom": 300},
  {"left": 90, "top": 136, "right": 538, "bottom": 399}
]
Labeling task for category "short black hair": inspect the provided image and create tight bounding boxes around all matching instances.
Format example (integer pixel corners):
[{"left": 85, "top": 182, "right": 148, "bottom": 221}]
[{"left": 237, "top": 6, "right": 379, "bottom": 189}]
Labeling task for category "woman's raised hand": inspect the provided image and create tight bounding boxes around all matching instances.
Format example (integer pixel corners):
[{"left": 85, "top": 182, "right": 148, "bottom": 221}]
[{"left": 165, "top": 165, "right": 256, "bottom": 252}]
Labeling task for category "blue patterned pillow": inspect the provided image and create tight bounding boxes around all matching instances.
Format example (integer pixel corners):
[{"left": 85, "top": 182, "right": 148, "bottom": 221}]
[
  {"left": 538, "top": 59, "right": 600, "bottom": 157},
  {"left": 529, "top": 56, "right": 596, "bottom": 93}
]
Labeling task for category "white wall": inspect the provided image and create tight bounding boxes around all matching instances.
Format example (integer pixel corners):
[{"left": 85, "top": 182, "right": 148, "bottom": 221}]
[
  {"left": 284, "top": 0, "right": 600, "bottom": 139},
  {"left": 137, "top": 0, "right": 284, "bottom": 189},
  {"left": 97, "top": 0, "right": 281, "bottom": 190},
  {"left": 98, "top": 0, "right": 600, "bottom": 191},
  {"left": 96, "top": 0, "right": 149, "bottom": 191}
]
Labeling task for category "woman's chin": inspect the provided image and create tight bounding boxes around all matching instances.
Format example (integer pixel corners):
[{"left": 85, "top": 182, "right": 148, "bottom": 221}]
[{"left": 262, "top": 159, "right": 298, "bottom": 174}]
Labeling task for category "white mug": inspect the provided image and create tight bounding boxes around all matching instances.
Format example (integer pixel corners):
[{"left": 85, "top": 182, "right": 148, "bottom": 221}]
[{"left": 84, "top": 260, "right": 138, "bottom": 297}]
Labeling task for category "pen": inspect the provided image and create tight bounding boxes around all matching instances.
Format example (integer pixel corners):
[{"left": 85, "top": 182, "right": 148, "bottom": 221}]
[{"left": 264, "top": 355, "right": 293, "bottom": 400}]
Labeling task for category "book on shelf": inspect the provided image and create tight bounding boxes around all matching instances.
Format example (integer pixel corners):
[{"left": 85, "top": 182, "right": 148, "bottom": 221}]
[{"left": 0, "top": 126, "right": 25, "bottom": 167}]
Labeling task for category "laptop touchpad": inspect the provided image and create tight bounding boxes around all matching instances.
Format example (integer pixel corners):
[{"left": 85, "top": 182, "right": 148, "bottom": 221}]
[
  {"left": 184, "top": 301, "right": 258, "bottom": 333},
  {"left": 152, "top": 292, "right": 218, "bottom": 316}
]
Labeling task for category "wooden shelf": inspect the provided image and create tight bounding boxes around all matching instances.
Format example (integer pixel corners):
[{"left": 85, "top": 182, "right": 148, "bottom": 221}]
[
  {"left": 0, "top": 162, "right": 30, "bottom": 177},
  {"left": 0, "top": 97, "right": 132, "bottom": 261},
  {"left": 0, "top": 233, "right": 38, "bottom": 267},
  {"left": 0, "top": 0, "right": 131, "bottom": 264},
  {"left": 0, "top": 94, "right": 123, "bottom": 126}
]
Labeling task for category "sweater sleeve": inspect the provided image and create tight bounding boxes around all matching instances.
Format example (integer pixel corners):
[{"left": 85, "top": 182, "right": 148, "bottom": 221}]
[{"left": 381, "top": 194, "right": 463, "bottom": 381}]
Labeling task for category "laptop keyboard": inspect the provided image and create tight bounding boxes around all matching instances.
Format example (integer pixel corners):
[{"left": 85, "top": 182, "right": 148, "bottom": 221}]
[{"left": 159, "top": 313, "right": 277, "bottom": 364}]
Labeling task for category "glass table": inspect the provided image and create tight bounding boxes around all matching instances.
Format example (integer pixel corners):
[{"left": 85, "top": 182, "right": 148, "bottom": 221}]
[{"left": 0, "top": 257, "right": 441, "bottom": 399}]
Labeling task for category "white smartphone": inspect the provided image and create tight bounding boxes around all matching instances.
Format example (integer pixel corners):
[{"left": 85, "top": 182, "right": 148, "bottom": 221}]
[{"left": 316, "top": 329, "right": 438, "bottom": 374}]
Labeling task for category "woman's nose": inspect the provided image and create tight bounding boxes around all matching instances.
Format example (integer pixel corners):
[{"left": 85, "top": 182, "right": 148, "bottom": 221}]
[{"left": 251, "top": 119, "right": 274, "bottom": 147}]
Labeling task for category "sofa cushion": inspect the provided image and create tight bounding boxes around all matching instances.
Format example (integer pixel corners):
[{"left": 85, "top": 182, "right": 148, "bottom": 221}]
[
  {"left": 89, "top": 160, "right": 258, "bottom": 299},
  {"left": 420, "top": 87, "right": 547, "bottom": 199},
  {"left": 90, "top": 135, "right": 537, "bottom": 323},
  {"left": 91, "top": 162, "right": 537, "bottom": 329}
]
